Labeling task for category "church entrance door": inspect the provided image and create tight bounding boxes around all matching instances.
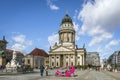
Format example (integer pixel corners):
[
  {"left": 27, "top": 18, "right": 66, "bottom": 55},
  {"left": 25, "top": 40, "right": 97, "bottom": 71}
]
[{"left": 60, "top": 55, "right": 63, "bottom": 67}]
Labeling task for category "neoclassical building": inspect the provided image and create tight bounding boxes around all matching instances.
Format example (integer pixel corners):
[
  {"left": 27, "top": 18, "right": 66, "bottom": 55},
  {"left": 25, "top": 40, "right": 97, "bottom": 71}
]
[
  {"left": 49, "top": 13, "right": 86, "bottom": 67},
  {"left": 86, "top": 52, "right": 100, "bottom": 66}
]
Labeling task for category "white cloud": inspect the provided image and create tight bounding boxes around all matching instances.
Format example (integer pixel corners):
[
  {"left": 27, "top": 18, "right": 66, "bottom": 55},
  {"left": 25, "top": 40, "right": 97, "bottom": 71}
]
[
  {"left": 47, "top": 0, "right": 59, "bottom": 10},
  {"left": 12, "top": 35, "right": 25, "bottom": 44},
  {"left": 105, "top": 39, "right": 120, "bottom": 49},
  {"left": 73, "top": 10, "right": 78, "bottom": 20},
  {"left": 78, "top": 0, "right": 120, "bottom": 46},
  {"left": 89, "top": 31, "right": 113, "bottom": 46},
  {"left": 73, "top": 22, "right": 80, "bottom": 41},
  {"left": 48, "top": 33, "right": 58, "bottom": 46},
  {"left": 11, "top": 34, "right": 32, "bottom": 52},
  {"left": 50, "top": 4, "right": 59, "bottom": 10}
]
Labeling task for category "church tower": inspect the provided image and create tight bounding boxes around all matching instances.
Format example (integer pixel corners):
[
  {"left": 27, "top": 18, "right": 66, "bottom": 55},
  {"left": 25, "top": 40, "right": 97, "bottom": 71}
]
[
  {"left": 59, "top": 12, "right": 75, "bottom": 47},
  {"left": 0, "top": 36, "right": 8, "bottom": 66}
]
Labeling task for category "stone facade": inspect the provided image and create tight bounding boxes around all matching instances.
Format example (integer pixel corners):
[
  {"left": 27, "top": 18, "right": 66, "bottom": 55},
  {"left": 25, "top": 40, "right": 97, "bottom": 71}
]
[
  {"left": 49, "top": 13, "right": 86, "bottom": 67},
  {"left": 86, "top": 52, "right": 100, "bottom": 66},
  {"left": 24, "top": 48, "right": 49, "bottom": 68},
  {"left": 107, "top": 51, "right": 120, "bottom": 69},
  {"left": 24, "top": 54, "right": 43, "bottom": 68},
  {"left": 44, "top": 57, "right": 49, "bottom": 67}
]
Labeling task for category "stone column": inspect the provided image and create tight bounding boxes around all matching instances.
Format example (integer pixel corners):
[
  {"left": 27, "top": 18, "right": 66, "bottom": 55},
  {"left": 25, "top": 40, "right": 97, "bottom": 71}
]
[
  {"left": 83, "top": 55, "right": 84, "bottom": 65},
  {"left": 73, "top": 34, "right": 75, "bottom": 43},
  {"left": 82, "top": 55, "right": 83, "bottom": 66},
  {"left": 49, "top": 55, "right": 51, "bottom": 67}
]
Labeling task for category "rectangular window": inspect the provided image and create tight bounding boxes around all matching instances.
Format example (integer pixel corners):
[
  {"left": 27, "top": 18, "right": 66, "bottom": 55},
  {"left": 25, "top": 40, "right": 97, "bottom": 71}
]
[
  {"left": 52, "top": 62, "right": 54, "bottom": 66},
  {"left": 66, "top": 62, "right": 68, "bottom": 66},
  {"left": 28, "top": 59, "right": 30, "bottom": 64},
  {"left": 46, "top": 61, "right": 49, "bottom": 63},
  {"left": 57, "top": 62, "right": 58, "bottom": 66}
]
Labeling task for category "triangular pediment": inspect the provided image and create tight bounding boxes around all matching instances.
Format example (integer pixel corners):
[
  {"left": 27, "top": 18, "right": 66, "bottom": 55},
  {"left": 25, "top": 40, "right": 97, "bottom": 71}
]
[{"left": 52, "top": 46, "right": 73, "bottom": 52}]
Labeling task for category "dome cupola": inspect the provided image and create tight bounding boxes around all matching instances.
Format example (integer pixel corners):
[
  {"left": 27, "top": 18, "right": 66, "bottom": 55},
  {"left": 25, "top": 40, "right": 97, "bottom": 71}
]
[
  {"left": 61, "top": 13, "right": 73, "bottom": 24},
  {"left": 60, "top": 12, "right": 74, "bottom": 31}
]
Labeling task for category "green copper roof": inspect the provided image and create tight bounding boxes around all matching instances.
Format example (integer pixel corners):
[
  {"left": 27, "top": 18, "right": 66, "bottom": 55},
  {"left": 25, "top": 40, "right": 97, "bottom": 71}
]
[{"left": 61, "top": 14, "right": 73, "bottom": 24}]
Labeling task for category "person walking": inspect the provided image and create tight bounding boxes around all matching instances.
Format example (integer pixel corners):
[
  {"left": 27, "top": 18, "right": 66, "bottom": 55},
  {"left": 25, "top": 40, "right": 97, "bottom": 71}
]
[
  {"left": 45, "top": 66, "right": 48, "bottom": 76},
  {"left": 40, "top": 64, "right": 45, "bottom": 76}
]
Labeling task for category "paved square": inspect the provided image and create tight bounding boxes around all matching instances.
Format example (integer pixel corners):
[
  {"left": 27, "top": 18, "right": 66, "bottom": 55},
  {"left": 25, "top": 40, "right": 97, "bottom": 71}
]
[{"left": 0, "top": 69, "right": 120, "bottom": 80}]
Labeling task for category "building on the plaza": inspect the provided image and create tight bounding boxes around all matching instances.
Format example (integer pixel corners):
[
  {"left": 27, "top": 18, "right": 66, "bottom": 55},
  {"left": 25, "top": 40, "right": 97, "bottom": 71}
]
[
  {"left": 86, "top": 52, "right": 100, "bottom": 67},
  {"left": 107, "top": 51, "right": 120, "bottom": 69},
  {"left": 24, "top": 48, "right": 49, "bottom": 68},
  {"left": 100, "top": 58, "right": 108, "bottom": 69},
  {"left": 0, "top": 36, "right": 8, "bottom": 66},
  {"left": 49, "top": 12, "right": 86, "bottom": 67}
]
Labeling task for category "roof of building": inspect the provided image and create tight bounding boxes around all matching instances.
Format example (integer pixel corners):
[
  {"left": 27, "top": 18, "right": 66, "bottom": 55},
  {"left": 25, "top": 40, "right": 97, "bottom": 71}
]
[
  {"left": 113, "top": 51, "right": 120, "bottom": 55},
  {"left": 87, "top": 52, "right": 99, "bottom": 55},
  {"left": 29, "top": 48, "right": 49, "bottom": 57},
  {"left": 6, "top": 49, "right": 24, "bottom": 56},
  {"left": 60, "top": 13, "right": 74, "bottom": 31},
  {"left": 61, "top": 13, "right": 73, "bottom": 24}
]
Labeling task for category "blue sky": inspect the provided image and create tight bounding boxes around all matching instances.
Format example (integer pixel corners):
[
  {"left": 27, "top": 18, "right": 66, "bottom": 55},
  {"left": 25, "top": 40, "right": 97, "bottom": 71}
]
[{"left": 0, "top": 0, "right": 120, "bottom": 60}]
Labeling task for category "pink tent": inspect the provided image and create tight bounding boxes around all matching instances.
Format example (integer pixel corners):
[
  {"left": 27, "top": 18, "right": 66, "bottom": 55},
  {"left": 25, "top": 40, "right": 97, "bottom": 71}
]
[{"left": 55, "top": 66, "right": 75, "bottom": 77}]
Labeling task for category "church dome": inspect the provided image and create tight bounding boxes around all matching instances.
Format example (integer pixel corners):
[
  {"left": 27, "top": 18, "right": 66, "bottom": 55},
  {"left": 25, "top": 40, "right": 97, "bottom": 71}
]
[
  {"left": 61, "top": 13, "right": 73, "bottom": 24},
  {"left": 60, "top": 13, "right": 74, "bottom": 31}
]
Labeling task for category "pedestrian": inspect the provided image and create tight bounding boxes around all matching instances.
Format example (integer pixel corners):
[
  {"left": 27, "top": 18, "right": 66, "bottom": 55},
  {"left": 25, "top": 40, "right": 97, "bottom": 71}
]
[
  {"left": 40, "top": 64, "right": 45, "bottom": 76},
  {"left": 45, "top": 66, "right": 48, "bottom": 76}
]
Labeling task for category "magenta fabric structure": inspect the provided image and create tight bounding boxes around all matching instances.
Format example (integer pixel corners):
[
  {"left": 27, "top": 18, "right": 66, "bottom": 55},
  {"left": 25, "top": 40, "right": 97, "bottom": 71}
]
[{"left": 55, "top": 65, "right": 75, "bottom": 77}]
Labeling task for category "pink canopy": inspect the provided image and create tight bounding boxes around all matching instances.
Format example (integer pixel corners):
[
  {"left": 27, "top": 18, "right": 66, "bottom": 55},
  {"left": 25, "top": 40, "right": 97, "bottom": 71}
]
[{"left": 55, "top": 65, "right": 75, "bottom": 77}]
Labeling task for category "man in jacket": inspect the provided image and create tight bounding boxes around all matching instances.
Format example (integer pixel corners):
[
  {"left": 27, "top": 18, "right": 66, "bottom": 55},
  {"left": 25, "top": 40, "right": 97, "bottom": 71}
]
[{"left": 40, "top": 64, "right": 45, "bottom": 76}]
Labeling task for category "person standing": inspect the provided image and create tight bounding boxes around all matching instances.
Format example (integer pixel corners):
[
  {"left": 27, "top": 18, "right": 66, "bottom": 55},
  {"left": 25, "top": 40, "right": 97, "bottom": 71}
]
[
  {"left": 45, "top": 66, "right": 48, "bottom": 76},
  {"left": 40, "top": 64, "right": 45, "bottom": 76}
]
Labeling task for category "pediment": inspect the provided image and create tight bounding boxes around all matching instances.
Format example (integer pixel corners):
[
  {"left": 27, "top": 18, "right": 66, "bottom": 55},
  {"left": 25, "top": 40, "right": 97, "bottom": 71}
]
[{"left": 52, "top": 46, "right": 73, "bottom": 52}]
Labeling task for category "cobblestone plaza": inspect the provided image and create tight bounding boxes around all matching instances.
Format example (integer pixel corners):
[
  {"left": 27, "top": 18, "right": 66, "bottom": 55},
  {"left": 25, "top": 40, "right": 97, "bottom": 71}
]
[{"left": 0, "top": 69, "right": 120, "bottom": 80}]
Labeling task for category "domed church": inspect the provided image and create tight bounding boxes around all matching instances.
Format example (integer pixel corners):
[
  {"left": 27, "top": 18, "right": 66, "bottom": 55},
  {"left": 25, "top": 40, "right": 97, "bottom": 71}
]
[{"left": 49, "top": 12, "right": 86, "bottom": 67}]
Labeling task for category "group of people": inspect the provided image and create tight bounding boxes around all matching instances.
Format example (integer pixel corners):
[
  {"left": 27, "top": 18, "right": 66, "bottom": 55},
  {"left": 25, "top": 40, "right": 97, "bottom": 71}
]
[
  {"left": 40, "top": 64, "right": 48, "bottom": 76},
  {"left": 40, "top": 64, "right": 74, "bottom": 77}
]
